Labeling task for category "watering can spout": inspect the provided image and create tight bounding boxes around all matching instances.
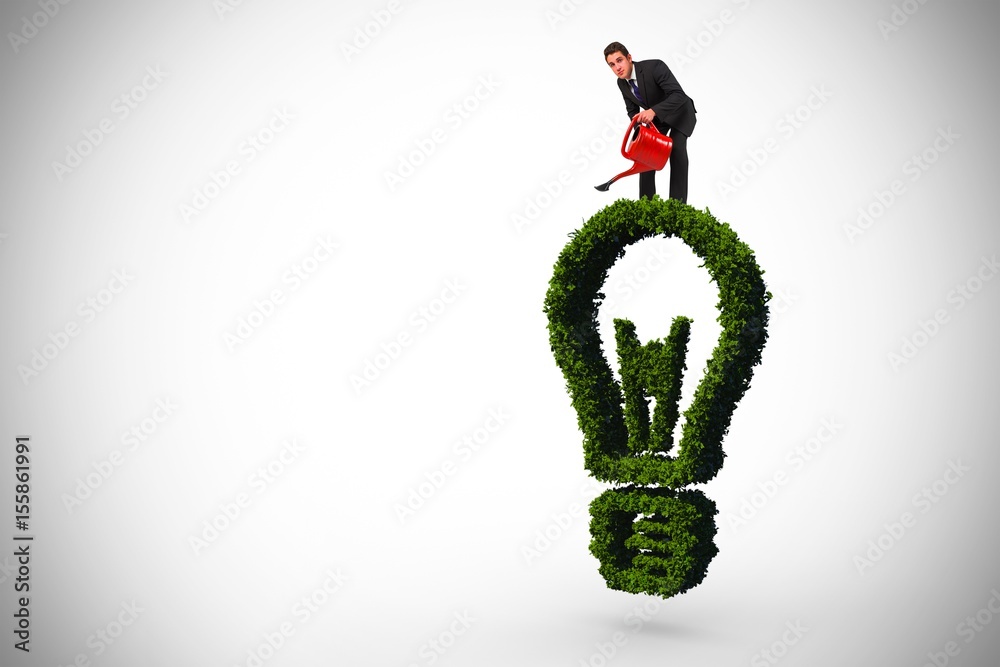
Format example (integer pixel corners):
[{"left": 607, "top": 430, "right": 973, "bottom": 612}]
[
  {"left": 594, "top": 117, "right": 672, "bottom": 192},
  {"left": 594, "top": 162, "right": 650, "bottom": 192}
]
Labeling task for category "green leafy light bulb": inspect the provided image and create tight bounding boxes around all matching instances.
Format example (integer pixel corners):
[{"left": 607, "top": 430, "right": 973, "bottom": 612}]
[{"left": 543, "top": 197, "right": 770, "bottom": 599}]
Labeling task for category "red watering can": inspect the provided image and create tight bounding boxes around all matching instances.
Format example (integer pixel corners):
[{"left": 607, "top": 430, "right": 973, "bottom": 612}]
[{"left": 594, "top": 116, "right": 673, "bottom": 192}]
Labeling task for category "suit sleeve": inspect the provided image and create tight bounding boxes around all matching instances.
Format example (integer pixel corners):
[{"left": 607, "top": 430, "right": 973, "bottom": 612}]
[
  {"left": 618, "top": 80, "right": 640, "bottom": 119},
  {"left": 647, "top": 60, "right": 691, "bottom": 125}
]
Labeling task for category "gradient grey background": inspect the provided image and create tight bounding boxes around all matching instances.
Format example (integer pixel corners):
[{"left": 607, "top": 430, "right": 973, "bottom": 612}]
[{"left": 2, "top": 0, "right": 999, "bottom": 665}]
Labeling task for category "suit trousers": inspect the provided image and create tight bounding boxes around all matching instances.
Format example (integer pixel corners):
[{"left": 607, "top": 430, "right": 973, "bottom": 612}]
[{"left": 639, "top": 129, "right": 688, "bottom": 203}]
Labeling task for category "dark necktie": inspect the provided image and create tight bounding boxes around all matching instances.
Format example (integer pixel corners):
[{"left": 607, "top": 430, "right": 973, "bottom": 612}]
[{"left": 629, "top": 79, "right": 644, "bottom": 105}]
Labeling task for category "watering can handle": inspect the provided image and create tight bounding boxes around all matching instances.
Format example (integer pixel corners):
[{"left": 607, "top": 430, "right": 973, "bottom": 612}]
[{"left": 621, "top": 116, "right": 665, "bottom": 158}]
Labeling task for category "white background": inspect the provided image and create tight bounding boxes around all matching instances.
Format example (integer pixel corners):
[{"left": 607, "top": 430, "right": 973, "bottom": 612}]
[{"left": 1, "top": 0, "right": 999, "bottom": 665}]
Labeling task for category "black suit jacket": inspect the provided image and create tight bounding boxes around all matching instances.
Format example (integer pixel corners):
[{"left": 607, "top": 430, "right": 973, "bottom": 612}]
[{"left": 617, "top": 59, "right": 697, "bottom": 138}]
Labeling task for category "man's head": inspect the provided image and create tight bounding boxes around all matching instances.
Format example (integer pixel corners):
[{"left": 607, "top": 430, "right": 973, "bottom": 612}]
[{"left": 604, "top": 42, "right": 632, "bottom": 79}]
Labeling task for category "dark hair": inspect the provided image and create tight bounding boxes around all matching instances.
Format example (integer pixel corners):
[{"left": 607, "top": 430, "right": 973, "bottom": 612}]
[{"left": 604, "top": 42, "right": 629, "bottom": 60}]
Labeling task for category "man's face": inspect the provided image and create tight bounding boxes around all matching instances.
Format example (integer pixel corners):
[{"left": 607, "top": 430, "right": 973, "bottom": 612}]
[{"left": 606, "top": 51, "right": 632, "bottom": 79}]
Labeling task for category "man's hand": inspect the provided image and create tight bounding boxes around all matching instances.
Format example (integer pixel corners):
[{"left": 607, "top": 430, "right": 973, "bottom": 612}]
[{"left": 636, "top": 109, "right": 656, "bottom": 123}]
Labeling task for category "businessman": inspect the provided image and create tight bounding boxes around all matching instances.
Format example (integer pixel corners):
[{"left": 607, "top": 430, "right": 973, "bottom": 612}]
[{"left": 604, "top": 42, "right": 696, "bottom": 202}]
